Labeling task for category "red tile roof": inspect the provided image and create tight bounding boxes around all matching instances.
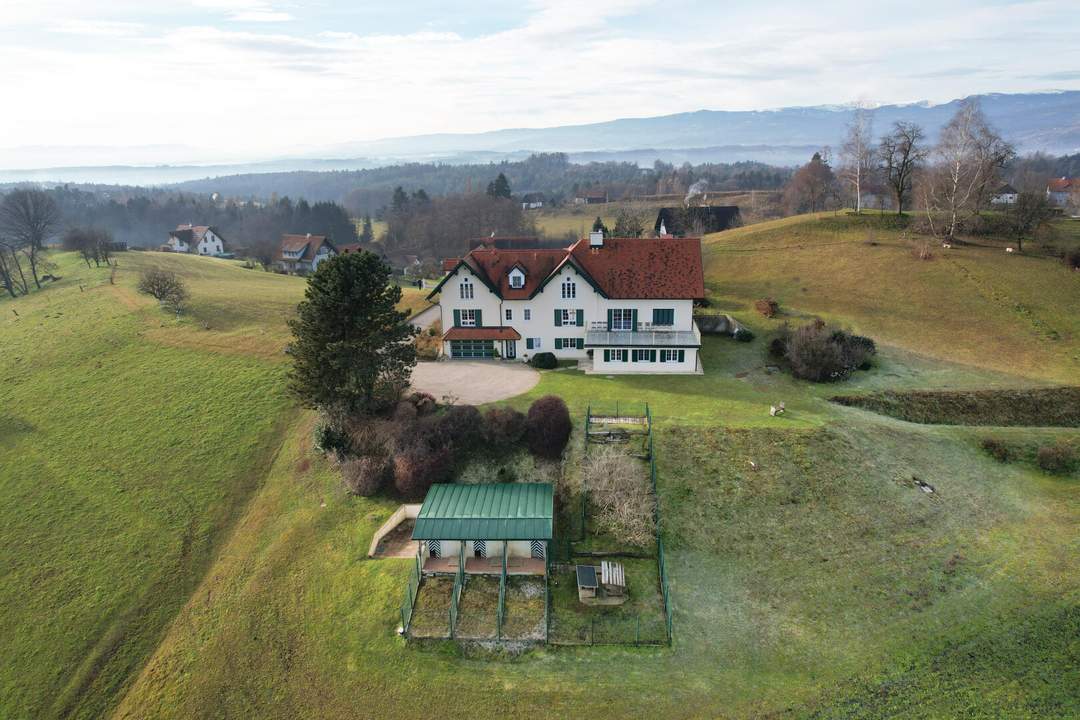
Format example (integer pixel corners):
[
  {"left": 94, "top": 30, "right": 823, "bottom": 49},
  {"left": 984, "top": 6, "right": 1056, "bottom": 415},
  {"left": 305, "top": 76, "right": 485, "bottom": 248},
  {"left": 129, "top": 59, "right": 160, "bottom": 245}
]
[
  {"left": 1048, "top": 177, "right": 1074, "bottom": 192},
  {"left": 435, "top": 236, "right": 705, "bottom": 301},
  {"left": 568, "top": 237, "right": 705, "bottom": 299},
  {"left": 277, "top": 233, "right": 331, "bottom": 262},
  {"left": 442, "top": 258, "right": 459, "bottom": 272},
  {"left": 464, "top": 247, "right": 570, "bottom": 300},
  {"left": 443, "top": 326, "right": 521, "bottom": 341}
]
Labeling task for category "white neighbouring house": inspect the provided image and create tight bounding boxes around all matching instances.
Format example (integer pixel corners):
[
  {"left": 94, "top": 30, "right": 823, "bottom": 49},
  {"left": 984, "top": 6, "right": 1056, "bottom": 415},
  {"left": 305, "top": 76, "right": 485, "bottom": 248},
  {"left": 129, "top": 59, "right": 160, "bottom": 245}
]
[
  {"left": 428, "top": 231, "right": 705, "bottom": 374},
  {"left": 276, "top": 233, "right": 337, "bottom": 274},
  {"left": 165, "top": 224, "right": 226, "bottom": 255}
]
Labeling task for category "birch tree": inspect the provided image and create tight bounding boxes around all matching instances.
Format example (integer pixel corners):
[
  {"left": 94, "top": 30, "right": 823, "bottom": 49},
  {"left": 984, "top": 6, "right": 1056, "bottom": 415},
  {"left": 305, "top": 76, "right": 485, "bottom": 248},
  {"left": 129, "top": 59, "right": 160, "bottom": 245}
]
[
  {"left": 839, "top": 106, "right": 875, "bottom": 213},
  {"left": 925, "top": 100, "right": 1014, "bottom": 237}
]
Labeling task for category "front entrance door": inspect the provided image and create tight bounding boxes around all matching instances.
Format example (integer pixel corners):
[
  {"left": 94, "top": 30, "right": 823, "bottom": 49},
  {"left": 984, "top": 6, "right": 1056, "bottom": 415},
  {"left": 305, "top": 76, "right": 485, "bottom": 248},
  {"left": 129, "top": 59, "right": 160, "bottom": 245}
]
[{"left": 505, "top": 340, "right": 516, "bottom": 359}]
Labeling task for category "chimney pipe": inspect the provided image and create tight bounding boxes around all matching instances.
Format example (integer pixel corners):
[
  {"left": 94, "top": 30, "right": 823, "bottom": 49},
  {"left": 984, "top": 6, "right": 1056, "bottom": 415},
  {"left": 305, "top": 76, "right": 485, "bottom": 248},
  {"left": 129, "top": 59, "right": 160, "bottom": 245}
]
[{"left": 589, "top": 230, "right": 604, "bottom": 247}]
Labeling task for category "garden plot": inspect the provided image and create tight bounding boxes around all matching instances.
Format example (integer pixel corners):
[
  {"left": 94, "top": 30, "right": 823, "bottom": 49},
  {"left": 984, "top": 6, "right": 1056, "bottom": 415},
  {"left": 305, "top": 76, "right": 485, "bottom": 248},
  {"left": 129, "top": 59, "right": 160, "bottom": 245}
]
[
  {"left": 548, "top": 559, "right": 667, "bottom": 645},
  {"left": 408, "top": 576, "right": 454, "bottom": 639},
  {"left": 454, "top": 576, "right": 500, "bottom": 640},
  {"left": 501, "top": 578, "right": 546, "bottom": 641}
]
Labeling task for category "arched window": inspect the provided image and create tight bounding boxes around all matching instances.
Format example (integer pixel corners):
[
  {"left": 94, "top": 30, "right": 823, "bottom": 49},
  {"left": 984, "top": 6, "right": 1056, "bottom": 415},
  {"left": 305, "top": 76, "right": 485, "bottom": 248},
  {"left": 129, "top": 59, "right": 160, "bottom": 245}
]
[
  {"left": 460, "top": 276, "right": 474, "bottom": 299},
  {"left": 561, "top": 277, "right": 576, "bottom": 299}
]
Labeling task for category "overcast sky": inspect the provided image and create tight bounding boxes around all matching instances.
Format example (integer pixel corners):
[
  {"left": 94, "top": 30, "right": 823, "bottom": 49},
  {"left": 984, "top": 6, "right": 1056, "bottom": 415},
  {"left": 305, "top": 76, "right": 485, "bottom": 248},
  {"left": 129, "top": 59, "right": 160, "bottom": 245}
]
[{"left": 1, "top": 0, "right": 1078, "bottom": 165}]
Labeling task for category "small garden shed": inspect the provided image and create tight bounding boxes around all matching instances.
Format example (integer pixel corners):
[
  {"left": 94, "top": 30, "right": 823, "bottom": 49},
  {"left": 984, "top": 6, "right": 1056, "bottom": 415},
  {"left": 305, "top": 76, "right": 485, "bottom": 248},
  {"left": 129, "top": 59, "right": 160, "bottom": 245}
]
[{"left": 412, "top": 483, "right": 553, "bottom": 576}]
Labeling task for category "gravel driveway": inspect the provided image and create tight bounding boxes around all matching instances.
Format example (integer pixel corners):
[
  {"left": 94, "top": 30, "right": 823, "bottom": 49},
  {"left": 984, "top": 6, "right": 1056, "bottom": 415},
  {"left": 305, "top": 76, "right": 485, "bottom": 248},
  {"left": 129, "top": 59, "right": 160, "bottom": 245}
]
[{"left": 410, "top": 361, "right": 540, "bottom": 404}]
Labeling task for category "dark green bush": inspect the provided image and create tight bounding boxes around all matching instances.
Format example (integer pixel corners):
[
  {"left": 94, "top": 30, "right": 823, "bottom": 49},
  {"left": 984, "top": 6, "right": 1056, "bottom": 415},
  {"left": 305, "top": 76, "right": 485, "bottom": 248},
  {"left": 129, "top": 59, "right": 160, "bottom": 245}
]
[
  {"left": 530, "top": 351, "right": 558, "bottom": 369},
  {"left": 733, "top": 327, "right": 755, "bottom": 342},
  {"left": 1064, "top": 249, "right": 1080, "bottom": 271},
  {"left": 314, "top": 421, "right": 350, "bottom": 455}
]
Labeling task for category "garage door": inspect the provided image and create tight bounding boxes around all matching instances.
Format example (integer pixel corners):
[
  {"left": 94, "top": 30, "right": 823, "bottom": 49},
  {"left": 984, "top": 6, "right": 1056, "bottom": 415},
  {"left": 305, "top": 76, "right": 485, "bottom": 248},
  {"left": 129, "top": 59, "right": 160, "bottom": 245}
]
[{"left": 450, "top": 340, "right": 495, "bottom": 358}]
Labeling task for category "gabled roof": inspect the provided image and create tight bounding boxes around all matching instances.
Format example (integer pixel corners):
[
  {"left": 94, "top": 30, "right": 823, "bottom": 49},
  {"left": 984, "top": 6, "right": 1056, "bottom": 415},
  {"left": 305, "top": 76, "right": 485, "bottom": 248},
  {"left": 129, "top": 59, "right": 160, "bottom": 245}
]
[
  {"left": 412, "top": 483, "right": 553, "bottom": 540},
  {"left": 994, "top": 184, "right": 1018, "bottom": 195},
  {"left": 577, "top": 188, "right": 608, "bottom": 199},
  {"left": 278, "top": 233, "right": 333, "bottom": 261},
  {"left": 429, "top": 236, "right": 705, "bottom": 301},
  {"left": 170, "top": 224, "right": 218, "bottom": 244},
  {"left": 1048, "top": 177, "right": 1074, "bottom": 192},
  {"left": 569, "top": 236, "right": 705, "bottom": 299},
  {"left": 442, "top": 258, "right": 459, "bottom": 272}
]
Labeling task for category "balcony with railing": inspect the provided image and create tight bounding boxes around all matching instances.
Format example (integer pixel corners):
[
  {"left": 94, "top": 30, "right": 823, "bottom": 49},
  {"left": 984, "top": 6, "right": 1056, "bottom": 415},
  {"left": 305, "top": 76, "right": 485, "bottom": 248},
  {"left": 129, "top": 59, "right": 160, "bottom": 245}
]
[{"left": 584, "top": 320, "right": 701, "bottom": 348}]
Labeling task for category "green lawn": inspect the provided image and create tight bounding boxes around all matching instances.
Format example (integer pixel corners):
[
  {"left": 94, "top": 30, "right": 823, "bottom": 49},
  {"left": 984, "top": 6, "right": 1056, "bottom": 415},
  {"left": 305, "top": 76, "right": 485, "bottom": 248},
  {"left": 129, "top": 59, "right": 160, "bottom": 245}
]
[{"left": 4, "top": 214, "right": 1080, "bottom": 719}]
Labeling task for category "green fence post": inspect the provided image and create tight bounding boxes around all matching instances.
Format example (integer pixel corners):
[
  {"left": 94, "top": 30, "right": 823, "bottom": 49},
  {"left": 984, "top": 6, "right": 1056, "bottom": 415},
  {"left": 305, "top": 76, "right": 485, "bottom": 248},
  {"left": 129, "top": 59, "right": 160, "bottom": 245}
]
[{"left": 635, "top": 616, "right": 640, "bottom": 645}]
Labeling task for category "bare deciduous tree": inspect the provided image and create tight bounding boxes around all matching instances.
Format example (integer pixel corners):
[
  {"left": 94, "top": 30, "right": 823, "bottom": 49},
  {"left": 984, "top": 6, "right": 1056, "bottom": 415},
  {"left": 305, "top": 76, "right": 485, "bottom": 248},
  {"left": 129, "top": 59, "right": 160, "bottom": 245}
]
[
  {"left": 923, "top": 100, "right": 1014, "bottom": 237},
  {"left": 784, "top": 151, "right": 837, "bottom": 214},
  {"left": 0, "top": 189, "right": 61, "bottom": 290},
  {"left": 581, "top": 446, "right": 655, "bottom": 548},
  {"left": 839, "top": 106, "right": 876, "bottom": 213},
  {"left": 137, "top": 267, "right": 189, "bottom": 312},
  {"left": 1005, "top": 192, "right": 1055, "bottom": 252},
  {"left": 879, "top": 121, "right": 926, "bottom": 215}
]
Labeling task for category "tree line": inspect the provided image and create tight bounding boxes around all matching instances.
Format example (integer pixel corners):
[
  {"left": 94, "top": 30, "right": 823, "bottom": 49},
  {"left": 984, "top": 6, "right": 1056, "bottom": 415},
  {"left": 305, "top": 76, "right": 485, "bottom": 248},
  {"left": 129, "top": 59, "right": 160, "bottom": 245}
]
[{"left": 783, "top": 99, "right": 1063, "bottom": 246}]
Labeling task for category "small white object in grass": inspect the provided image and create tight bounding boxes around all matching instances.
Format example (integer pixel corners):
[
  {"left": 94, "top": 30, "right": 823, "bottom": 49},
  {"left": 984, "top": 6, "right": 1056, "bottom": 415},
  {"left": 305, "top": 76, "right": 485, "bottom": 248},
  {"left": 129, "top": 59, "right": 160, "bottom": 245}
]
[
  {"left": 942, "top": 243, "right": 952, "bottom": 249},
  {"left": 1006, "top": 247, "right": 1015, "bottom": 253},
  {"left": 749, "top": 460, "right": 759, "bottom": 471}
]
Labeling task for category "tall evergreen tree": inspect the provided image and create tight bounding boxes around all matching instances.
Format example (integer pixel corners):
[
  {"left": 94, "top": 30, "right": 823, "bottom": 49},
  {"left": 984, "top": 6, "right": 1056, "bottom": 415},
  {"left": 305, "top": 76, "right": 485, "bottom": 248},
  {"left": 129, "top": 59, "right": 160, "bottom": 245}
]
[
  {"left": 361, "top": 214, "right": 374, "bottom": 243},
  {"left": 486, "top": 173, "right": 512, "bottom": 199},
  {"left": 288, "top": 252, "right": 417, "bottom": 417}
]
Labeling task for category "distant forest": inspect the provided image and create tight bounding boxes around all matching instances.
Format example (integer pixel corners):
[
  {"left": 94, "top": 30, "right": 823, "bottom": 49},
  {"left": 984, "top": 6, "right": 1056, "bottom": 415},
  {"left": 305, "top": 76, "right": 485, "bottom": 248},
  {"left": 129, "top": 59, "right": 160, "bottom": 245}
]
[{"left": 174, "top": 153, "right": 792, "bottom": 214}]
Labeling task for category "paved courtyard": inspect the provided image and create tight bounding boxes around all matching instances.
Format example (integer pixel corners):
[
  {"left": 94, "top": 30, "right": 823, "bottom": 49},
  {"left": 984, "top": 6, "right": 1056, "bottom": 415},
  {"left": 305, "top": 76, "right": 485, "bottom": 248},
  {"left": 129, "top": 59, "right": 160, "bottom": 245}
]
[{"left": 410, "top": 361, "right": 540, "bottom": 404}]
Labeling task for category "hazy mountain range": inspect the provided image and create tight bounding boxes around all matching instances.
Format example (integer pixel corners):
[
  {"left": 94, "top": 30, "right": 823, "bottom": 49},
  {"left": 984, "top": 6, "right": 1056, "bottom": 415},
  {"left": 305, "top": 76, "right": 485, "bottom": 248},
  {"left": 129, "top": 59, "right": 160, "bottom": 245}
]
[{"left": 2, "top": 91, "right": 1077, "bottom": 187}]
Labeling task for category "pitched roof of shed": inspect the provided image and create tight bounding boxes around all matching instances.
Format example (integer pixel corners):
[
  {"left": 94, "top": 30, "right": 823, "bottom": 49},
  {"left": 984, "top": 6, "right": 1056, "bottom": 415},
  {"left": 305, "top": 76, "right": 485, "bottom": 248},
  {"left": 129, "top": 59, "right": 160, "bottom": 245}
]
[
  {"left": 443, "top": 326, "right": 521, "bottom": 341},
  {"left": 1048, "top": 177, "right": 1074, "bottom": 192},
  {"left": 412, "top": 483, "right": 553, "bottom": 540}
]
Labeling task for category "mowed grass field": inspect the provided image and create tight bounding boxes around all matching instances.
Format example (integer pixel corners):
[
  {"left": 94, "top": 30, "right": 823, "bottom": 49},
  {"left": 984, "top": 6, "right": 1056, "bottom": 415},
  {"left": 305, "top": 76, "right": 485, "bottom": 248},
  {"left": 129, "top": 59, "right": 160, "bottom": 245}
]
[
  {"left": 106, "top": 215, "right": 1079, "bottom": 719},
  {"left": 0, "top": 251, "right": 428, "bottom": 720}
]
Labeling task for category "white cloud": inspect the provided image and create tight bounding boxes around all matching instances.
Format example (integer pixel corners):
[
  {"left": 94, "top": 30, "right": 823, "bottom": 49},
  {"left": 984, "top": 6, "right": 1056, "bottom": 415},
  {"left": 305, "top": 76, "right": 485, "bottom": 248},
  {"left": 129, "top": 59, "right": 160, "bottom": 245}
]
[{"left": 0, "top": 0, "right": 1078, "bottom": 163}]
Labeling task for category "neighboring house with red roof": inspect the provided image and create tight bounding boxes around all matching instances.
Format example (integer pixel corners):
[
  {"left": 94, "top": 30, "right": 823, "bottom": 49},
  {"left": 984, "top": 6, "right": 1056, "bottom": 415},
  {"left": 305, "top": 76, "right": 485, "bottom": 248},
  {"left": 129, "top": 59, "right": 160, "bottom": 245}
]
[
  {"left": 427, "top": 231, "right": 705, "bottom": 373},
  {"left": 1047, "top": 177, "right": 1074, "bottom": 207},
  {"left": 276, "top": 233, "right": 337, "bottom": 274},
  {"left": 165, "top": 224, "right": 226, "bottom": 255}
]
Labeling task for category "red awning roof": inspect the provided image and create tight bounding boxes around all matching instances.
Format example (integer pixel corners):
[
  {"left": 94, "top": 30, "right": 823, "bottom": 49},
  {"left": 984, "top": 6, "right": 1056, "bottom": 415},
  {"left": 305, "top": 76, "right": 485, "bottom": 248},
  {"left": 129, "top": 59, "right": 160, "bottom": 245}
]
[{"left": 443, "top": 326, "right": 521, "bottom": 341}]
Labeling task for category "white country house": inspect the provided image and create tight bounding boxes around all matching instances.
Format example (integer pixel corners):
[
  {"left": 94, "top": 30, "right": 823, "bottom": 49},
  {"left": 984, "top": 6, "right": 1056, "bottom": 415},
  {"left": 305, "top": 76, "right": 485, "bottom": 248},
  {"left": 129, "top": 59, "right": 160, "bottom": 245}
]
[
  {"left": 165, "top": 224, "right": 226, "bottom": 255},
  {"left": 276, "top": 233, "right": 337, "bottom": 274},
  {"left": 428, "top": 231, "right": 704, "bottom": 373}
]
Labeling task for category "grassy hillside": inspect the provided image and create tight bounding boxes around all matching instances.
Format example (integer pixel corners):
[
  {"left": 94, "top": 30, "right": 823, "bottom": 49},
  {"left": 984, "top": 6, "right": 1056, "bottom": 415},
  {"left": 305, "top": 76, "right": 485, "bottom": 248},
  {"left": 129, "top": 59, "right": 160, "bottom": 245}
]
[
  {"left": 110, "top": 216, "right": 1079, "bottom": 719},
  {"left": 5, "top": 215, "right": 1079, "bottom": 719}
]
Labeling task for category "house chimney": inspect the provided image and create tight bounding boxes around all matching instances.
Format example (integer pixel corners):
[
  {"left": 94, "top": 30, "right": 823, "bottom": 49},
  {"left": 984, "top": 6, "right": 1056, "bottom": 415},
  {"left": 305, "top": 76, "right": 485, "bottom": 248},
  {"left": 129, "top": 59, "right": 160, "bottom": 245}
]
[
  {"left": 306, "top": 232, "right": 311, "bottom": 239},
  {"left": 589, "top": 230, "right": 604, "bottom": 247}
]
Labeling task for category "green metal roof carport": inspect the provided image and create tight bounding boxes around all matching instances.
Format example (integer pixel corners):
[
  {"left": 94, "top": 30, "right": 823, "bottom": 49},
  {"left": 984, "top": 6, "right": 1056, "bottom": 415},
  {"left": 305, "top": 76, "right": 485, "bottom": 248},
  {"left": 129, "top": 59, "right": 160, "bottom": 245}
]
[{"left": 411, "top": 483, "right": 553, "bottom": 541}]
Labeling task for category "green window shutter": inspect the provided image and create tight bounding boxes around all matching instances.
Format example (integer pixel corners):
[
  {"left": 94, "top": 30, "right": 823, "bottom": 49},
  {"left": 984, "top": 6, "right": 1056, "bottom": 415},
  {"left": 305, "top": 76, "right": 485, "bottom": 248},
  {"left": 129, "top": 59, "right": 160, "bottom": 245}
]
[
  {"left": 526, "top": 338, "right": 534, "bottom": 350},
  {"left": 604, "top": 349, "right": 610, "bottom": 362},
  {"left": 653, "top": 308, "right": 674, "bottom": 325},
  {"left": 474, "top": 309, "right": 482, "bottom": 327},
  {"left": 555, "top": 338, "right": 563, "bottom": 350},
  {"left": 453, "top": 309, "right": 461, "bottom": 327},
  {"left": 576, "top": 338, "right": 583, "bottom": 350},
  {"left": 622, "top": 350, "right": 629, "bottom": 362},
  {"left": 576, "top": 309, "right": 584, "bottom": 326},
  {"left": 606, "top": 309, "right": 613, "bottom": 330},
  {"left": 678, "top": 350, "right": 685, "bottom": 362},
  {"left": 650, "top": 350, "right": 657, "bottom": 362},
  {"left": 554, "top": 309, "right": 562, "bottom": 327},
  {"left": 631, "top": 309, "right": 638, "bottom": 330}
]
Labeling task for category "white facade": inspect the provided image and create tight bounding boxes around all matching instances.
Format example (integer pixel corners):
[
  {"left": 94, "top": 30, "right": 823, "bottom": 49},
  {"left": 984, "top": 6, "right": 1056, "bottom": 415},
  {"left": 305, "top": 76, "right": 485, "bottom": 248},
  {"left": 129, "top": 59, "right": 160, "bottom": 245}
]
[
  {"left": 195, "top": 228, "right": 225, "bottom": 255},
  {"left": 437, "top": 259, "right": 700, "bottom": 374}
]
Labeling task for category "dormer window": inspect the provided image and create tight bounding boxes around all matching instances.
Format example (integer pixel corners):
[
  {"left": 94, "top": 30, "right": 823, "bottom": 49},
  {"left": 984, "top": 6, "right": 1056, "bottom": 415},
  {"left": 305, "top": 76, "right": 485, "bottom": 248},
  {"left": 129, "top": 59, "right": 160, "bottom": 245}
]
[
  {"left": 561, "top": 277, "right": 576, "bottom": 299},
  {"left": 460, "top": 276, "right": 474, "bottom": 299},
  {"left": 508, "top": 268, "right": 525, "bottom": 289}
]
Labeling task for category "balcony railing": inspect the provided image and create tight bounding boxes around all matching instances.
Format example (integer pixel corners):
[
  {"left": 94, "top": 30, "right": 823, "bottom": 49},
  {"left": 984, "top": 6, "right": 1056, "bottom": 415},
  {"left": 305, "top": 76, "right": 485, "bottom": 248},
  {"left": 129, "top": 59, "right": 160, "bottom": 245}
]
[{"left": 588, "top": 320, "right": 680, "bottom": 332}]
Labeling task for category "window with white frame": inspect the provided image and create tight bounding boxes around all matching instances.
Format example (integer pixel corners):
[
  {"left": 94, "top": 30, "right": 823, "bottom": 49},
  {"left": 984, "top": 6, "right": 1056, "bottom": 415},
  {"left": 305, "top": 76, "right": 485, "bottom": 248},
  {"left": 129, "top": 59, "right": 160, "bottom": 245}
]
[
  {"left": 561, "top": 277, "right": 576, "bottom": 299},
  {"left": 508, "top": 269, "right": 525, "bottom": 288},
  {"left": 610, "top": 308, "right": 634, "bottom": 331},
  {"left": 524, "top": 308, "right": 531, "bottom": 321},
  {"left": 559, "top": 309, "right": 575, "bottom": 326},
  {"left": 505, "top": 308, "right": 512, "bottom": 321},
  {"left": 610, "top": 349, "right": 628, "bottom": 362},
  {"left": 460, "top": 309, "right": 477, "bottom": 327},
  {"left": 459, "top": 276, "right": 474, "bottom": 299},
  {"left": 660, "top": 349, "right": 684, "bottom": 363}
]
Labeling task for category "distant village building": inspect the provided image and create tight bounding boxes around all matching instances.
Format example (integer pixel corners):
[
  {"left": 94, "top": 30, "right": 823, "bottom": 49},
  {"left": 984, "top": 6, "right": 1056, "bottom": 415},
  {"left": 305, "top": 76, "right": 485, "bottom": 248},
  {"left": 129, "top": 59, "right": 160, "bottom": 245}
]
[
  {"left": 1047, "top": 177, "right": 1074, "bottom": 207},
  {"left": 520, "top": 192, "right": 545, "bottom": 210},
  {"left": 574, "top": 188, "right": 609, "bottom": 205},
  {"left": 164, "top": 225, "right": 227, "bottom": 255},
  {"left": 277, "top": 233, "right": 336, "bottom": 274},
  {"left": 991, "top": 184, "right": 1019, "bottom": 205},
  {"left": 654, "top": 206, "right": 741, "bottom": 237}
]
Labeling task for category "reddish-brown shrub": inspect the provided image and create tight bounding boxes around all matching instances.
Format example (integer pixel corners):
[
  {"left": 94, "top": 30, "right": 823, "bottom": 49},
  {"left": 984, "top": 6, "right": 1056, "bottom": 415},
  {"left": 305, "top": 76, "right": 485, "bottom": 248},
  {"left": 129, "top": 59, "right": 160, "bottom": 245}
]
[
  {"left": 392, "top": 442, "right": 453, "bottom": 499},
  {"left": 526, "top": 395, "right": 572, "bottom": 459},
  {"left": 1064, "top": 249, "right": 1080, "bottom": 271},
  {"left": 755, "top": 298, "right": 779, "bottom": 318},
  {"left": 392, "top": 399, "right": 418, "bottom": 423},
  {"left": 483, "top": 406, "right": 527, "bottom": 448},
  {"left": 435, "top": 404, "right": 484, "bottom": 450},
  {"left": 408, "top": 391, "right": 437, "bottom": 415},
  {"left": 981, "top": 437, "right": 1010, "bottom": 463},
  {"left": 1036, "top": 444, "right": 1076, "bottom": 474},
  {"left": 342, "top": 455, "right": 391, "bottom": 496}
]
